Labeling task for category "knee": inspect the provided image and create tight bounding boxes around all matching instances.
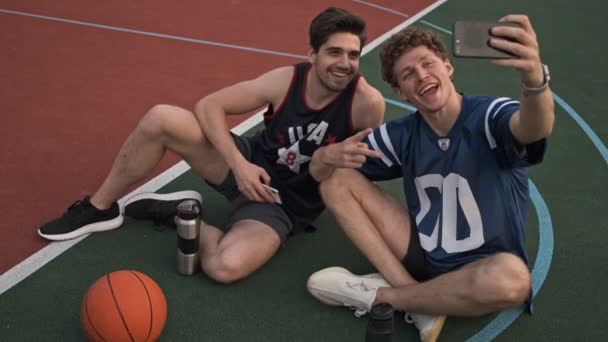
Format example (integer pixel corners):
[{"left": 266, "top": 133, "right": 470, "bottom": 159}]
[
  {"left": 138, "top": 104, "right": 175, "bottom": 137},
  {"left": 319, "top": 168, "right": 358, "bottom": 204},
  {"left": 201, "top": 253, "right": 245, "bottom": 285},
  {"left": 476, "top": 253, "right": 531, "bottom": 308}
]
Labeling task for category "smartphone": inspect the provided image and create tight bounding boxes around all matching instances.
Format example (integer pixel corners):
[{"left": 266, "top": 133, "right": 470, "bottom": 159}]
[
  {"left": 453, "top": 21, "right": 519, "bottom": 58},
  {"left": 262, "top": 184, "right": 282, "bottom": 204}
]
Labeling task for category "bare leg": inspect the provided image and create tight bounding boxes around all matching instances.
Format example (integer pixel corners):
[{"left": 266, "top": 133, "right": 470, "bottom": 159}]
[
  {"left": 87, "top": 104, "right": 280, "bottom": 282},
  {"left": 376, "top": 252, "right": 531, "bottom": 316},
  {"left": 200, "top": 220, "right": 281, "bottom": 284},
  {"left": 90, "top": 104, "right": 230, "bottom": 209},
  {"left": 321, "top": 169, "right": 530, "bottom": 316},
  {"left": 320, "top": 168, "right": 416, "bottom": 287}
]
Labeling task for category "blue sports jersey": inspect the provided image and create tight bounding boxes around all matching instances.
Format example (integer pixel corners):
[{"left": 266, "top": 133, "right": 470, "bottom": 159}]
[{"left": 360, "top": 95, "right": 546, "bottom": 275}]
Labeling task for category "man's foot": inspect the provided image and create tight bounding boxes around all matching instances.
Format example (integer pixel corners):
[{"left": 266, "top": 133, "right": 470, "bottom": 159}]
[
  {"left": 307, "top": 266, "right": 390, "bottom": 317},
  {"left": 308, "top": 267, "right": 445, "bottom": 342},
  {"left": 124, "top": 190, "right": 202, "bottom": 227},
  {"left": 405, "top": 313, "right": 446, "bottom": 342},
  {"left": 38, "top": 196, "right": 123, "bottom": 241}
]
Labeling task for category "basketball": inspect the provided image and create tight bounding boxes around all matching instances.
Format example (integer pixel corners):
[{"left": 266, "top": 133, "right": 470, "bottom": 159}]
[{"left": 81, "top": 270, "right": 167, "bottom": 342}]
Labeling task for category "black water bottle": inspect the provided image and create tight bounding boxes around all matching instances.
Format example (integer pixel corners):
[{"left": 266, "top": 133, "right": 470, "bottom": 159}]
[
  {"left": 365, "top": 303, "right": 394, "bottom": 342},
  {"left": 175, "top": 199, "right": 201, "bottom": 275}
]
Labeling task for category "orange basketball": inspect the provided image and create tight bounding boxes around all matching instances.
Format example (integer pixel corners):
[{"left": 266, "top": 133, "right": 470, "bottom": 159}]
[{"left": 81, "top": 270, "right": 167, "bottom": 342}]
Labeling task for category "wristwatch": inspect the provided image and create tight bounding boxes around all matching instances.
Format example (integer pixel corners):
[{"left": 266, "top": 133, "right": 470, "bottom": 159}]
[{"left": 521, "top": 64, "right": 550, "bottom": 96}]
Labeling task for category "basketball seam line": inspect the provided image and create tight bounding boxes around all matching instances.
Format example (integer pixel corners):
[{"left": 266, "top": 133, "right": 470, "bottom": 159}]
[
  {"left": 107, "top": 273, "right": 136, "bottom": 342},
  {"left": 85, "top": 290, "right": 108, "bottom": 342},
  {"left": 130, "top": 270, "right": 154, "bottom": 342}
]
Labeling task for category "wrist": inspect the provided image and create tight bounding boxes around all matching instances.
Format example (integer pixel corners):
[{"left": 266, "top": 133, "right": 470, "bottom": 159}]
[
  {"left": 521, "top": 64, "right": 550, "bottom": 96},
  {"left": 226, "top": 152, "right": 247, "bottom": 170}
]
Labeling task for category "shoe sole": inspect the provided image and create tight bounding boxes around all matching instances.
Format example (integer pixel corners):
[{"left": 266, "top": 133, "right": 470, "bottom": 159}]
[
  {"left": 37, "top": 215, "right": 124, "bottom": 241},
  {"left": 421, "top": 315, "right": 446, "bottom": 342},
  {"left": 123, "top": 190, "right": 202, "bottom": 208}
]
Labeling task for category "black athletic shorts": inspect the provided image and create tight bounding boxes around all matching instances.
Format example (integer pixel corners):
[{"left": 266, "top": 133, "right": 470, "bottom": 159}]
[
  {"left": 205, "top": 134, "right": 294, "bottom": 243},
  {"left": 401, "top": 215, "right": 434, "bottom": 282}
]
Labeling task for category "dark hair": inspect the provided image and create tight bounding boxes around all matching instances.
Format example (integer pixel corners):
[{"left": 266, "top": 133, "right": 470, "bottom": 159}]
[
  {"left": 309, "top": 7, "right": 367, "bottom": 52},
  {"left": 380, "top": 27, "right": 449, "bottom": 88}
]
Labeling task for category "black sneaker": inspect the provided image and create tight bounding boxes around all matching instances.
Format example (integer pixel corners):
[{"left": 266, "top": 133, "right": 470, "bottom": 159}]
[
  {"left": 123, "top": 190, "right": 202, "bottom": 227},
  {"left": 38, "top": 196, "right": 123, "bottom": 241}
]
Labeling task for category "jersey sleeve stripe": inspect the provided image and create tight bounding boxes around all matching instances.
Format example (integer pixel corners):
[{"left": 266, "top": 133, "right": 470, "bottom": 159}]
[
  {"left": 492, "top": 100, "right": 519, "bottom": 119},
  {"left": 484, "top": 97, "right": 510, "bottom": 149},
  {"left": 368, "top": 131, "right": 393, "bottom": 167},
  {"left": 380, "top": 124, "right": 401, "bottom": 166}
]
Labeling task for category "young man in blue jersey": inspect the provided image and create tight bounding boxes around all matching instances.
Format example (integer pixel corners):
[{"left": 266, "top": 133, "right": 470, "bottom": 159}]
[
  {"left": 37, "top": 8, "right": 384, "bottom": 283},
  {"left": 307, "top": 15, "right": 554, "bottom": 342}
]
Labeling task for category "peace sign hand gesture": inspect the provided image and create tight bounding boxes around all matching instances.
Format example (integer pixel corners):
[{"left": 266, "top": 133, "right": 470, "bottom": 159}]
[{"left": 310, "top": 128, "right": 382, "bottom": 182}]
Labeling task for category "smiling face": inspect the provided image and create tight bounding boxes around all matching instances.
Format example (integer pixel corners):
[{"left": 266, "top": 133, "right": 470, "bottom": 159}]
[
  {"left": 308, "top": 32, "right": 361, "bottom": 92},
  {"left": 392, "top": 45, "right": 455, "bottom": 114}
]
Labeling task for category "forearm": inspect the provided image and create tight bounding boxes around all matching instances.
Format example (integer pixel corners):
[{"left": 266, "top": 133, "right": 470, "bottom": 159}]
[
  {"left": 516, "top": 84, "right": 555, "bottom": 143},
  {"left": 194, "top": 99, "right": 246, "bottom": 168}
]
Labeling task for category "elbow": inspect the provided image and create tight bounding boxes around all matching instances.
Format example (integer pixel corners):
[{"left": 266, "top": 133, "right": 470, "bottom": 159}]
[
  {"left": 194, "top": 96, "right": 218, "bottom": 128},
  {"left": 193, "top": 97, "right": 209, "bottom": 119},
  {"left": 542, "top": 100, "right": 556, "bottom": 138},
  {"left": 541, "top": 111, "right": 555, "bottom": 139}
]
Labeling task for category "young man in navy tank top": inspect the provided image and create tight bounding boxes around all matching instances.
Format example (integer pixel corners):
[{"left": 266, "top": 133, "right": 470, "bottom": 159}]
[{"left": 38, "top": 8, "right": 384, "bottom": 284}]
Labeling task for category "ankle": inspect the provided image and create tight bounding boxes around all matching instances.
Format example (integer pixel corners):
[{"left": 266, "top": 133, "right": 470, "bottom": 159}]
[{"left": 89, "top": 196, "right": 112, "bottom": 211}]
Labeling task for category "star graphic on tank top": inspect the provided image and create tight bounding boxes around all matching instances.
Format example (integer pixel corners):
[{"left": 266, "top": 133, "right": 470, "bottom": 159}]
[{"left": 276, "top": 141, "right": 311, "bottom": 174}]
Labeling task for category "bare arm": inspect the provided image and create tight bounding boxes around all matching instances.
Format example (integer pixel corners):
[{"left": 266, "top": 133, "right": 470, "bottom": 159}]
[
  {"left": 310, "top": 79, "right": 385, "bottom": 182},
  {"left": 490, "top": 14, "right": 554, "bottom": 144},
  {"left": 193, "top": 66, "right": 293, "bottom": 202}
]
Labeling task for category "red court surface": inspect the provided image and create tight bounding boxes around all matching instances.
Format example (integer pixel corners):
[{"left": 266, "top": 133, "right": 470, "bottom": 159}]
[{"left": 0, "top": 0, "right": 437, "bottom": 273}]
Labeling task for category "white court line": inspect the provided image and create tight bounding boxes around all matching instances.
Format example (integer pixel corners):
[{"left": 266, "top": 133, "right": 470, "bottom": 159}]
[
  {"left": 353, "top": 0, "right": 411, "bottom": 17},
  {"left": 0, "top": 0, "right": 447, "bottom": 295},
  {"left": 0, "top": 8, "right": 305, "bottom": 59}
]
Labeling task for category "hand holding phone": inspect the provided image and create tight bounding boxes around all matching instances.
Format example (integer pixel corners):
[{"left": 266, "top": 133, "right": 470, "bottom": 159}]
[
  {"left": 262, "top": 184, "right": 282, "bottom": 204},
  {"left": 453, "top": 21, "right": 520, "bottom": 59}
]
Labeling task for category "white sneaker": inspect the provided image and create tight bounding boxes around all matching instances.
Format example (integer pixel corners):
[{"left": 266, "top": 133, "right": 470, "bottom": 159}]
[
  {"left": 405, "top": 313, "right": 446, "bottom": 342},
  {"left": 307, "top": 267, "right": 390, "bottom": 317}
]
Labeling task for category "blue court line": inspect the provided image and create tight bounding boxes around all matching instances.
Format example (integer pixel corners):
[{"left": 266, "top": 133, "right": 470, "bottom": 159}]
[
  {"left": 385, "top": 97, "right": 417, "bottom": 112},
  {"left": 0, "top": 9, "right": 307, "bottom": 60},
  {"left": 385, "top": 97, "right": 555, "bottom": 342},
  {"left": 467, "top": 181, "right": 553, "bottom": 342},
  {"left": 552, "top": 93, "right": 608, "bottom": 165}
]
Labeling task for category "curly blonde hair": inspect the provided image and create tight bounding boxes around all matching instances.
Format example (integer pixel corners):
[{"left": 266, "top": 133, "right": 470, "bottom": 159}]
[{"left": 380, "top": 27, "right": 449, "bottom": 88}]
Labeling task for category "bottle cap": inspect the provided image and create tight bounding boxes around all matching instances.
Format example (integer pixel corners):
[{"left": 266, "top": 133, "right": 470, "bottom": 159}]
[
  {"left": 176, "top": 199, "right": 200, "bottom": 220},
  {"left": 370, "top": 303, "right": 394, "bottom": 321}
]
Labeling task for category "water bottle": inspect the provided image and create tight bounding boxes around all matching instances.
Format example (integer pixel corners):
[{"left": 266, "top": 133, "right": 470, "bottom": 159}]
[
  {"left": 365, "top": 303, "right": 394, "bottom": 342},
  {"left": 175, "top": 199, "right": 201, "bottom": 275}
]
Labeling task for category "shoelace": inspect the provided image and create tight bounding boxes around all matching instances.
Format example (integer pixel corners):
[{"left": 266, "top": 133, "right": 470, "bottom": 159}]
[
  {"left": 345, "top": 281, "right": 373, "bottom": 318},
  {"left": 64, "top": 198, "right": 91, "bottom": 219}
]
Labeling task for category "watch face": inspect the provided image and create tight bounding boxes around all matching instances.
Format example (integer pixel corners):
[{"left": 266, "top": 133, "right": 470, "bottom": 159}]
[{"left": 542, "top": 64, "right": 550, "bottom": 82}]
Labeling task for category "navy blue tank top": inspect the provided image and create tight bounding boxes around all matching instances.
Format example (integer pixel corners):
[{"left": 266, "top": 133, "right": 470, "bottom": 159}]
[{"left": 249, "top": 62, "right": 360, "bottom": 229}]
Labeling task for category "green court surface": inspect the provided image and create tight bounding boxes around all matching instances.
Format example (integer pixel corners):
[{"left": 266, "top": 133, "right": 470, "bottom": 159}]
[{"left": 1, "top": 0, "right": 607, "bottom": 341}]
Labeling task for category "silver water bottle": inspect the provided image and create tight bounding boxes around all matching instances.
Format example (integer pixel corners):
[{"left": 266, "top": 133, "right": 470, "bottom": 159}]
[{"left": 175, "top": 199, "right": 201, "bottom": 275}]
